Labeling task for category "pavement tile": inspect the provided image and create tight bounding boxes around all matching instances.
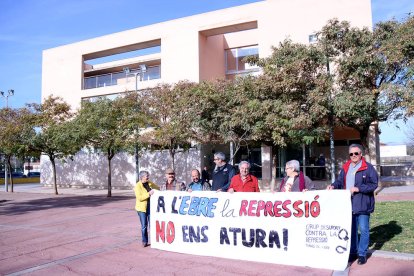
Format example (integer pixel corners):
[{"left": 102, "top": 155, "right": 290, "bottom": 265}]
[{"left": 1, "top": 184, "right": 414, "bottom": 276}]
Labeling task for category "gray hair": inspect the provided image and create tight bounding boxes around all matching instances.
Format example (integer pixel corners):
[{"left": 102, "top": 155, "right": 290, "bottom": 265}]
[
  {"left": 349, "top": 144, "right": 364, "bottom": 154},
  {"left": 139, "top": 170, "right": 149, "bottom": 179},
  {"left": 214, "top": 152, "right": 226, "bottom": 161},
  {"left": 286, "top": 160, "right": 300, "bottom": 172},
  {"left": 239, "top": 160, "right": 251, "bottom": 169}
]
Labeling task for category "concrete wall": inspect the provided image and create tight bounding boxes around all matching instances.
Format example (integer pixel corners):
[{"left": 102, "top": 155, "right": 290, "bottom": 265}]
[{"left": 40, "top": 148, "right": 201, "bottom": 189}]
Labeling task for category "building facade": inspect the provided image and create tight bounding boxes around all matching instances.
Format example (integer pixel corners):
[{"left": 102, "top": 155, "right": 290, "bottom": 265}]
[{"left": 41, "top": 0, "right": 373, "bottom": 187}]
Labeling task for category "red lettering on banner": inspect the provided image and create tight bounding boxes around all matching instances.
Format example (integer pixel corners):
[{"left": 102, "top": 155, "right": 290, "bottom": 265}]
[
  {"left": 156, "top": 220, "right": 165, "bottom": 242},
  {"left": 256, "top": 200, "right": 266, "bottom": 217},
  {"left": 248, "top": 200, "right": 257, "bottom": 216},
  {"left": 238, "top": 196, "right": 321, "bottom": 218},
  {"left": 239, "top": 200, "right": 248, "bottom": 216},
  {"left": 282, "top": 200, "right": 291, "bottom": 218},
  {"left": 293, "top": 200, "right": 303, "bottom": 217},
  {"left": 274, "top": 201, "right": 282, "bottom": 217},
  {"left": 166, "top": 221, "right": 175, "bottom": 244},
  {"left": 156, "top": 220, "right": 175, "bottom": 244}
]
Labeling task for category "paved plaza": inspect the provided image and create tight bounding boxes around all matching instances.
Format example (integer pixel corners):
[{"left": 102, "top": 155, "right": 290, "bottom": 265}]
[{"left": 0, "top": 184, "right": 414, "bottom": 275}]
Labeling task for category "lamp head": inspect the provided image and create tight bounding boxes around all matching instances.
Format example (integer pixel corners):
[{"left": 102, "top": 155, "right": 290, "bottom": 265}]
[
  {"left": 8, "top": 89, "right": 14, "bottom": 96},
  {"left": 139, "top": 64, "right": 147, "bottom": 73}
]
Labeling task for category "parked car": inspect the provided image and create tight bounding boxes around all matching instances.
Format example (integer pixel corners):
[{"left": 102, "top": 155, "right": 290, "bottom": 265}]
[
  {"left": 11, "top": 172, "right": 25, "bottom": 178},
  {"left": 27, "top": 172, "right": 41, "bottom": 177}
]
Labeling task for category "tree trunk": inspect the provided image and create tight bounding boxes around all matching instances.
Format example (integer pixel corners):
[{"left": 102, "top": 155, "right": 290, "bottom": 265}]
[
  {"left": 107, "top": 150, "right": 113, "bottom": 197},
  {"left": 50, "top": 157, "right": 58, "bottom": 195},
  {"left": 169, "top": 148, "right": 175, "bottom": 171},
  {"left": 7, "top": 156, "right": 14, "bottom": 193},
  {"left": 271, "top": 146, "right": 277, "bottom": 192},
  {"left": 359, "top": 126, "right": 371, "bottom": 162}
]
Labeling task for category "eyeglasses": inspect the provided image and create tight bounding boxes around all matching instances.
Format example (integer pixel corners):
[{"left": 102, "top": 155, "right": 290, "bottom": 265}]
[
  {"left": 349, "top": 152, "right": 360, "bottom": 157},
  {"left": 214, "top": 158, "right": 220, "bottom": 161},
  {"left": 285, "top": 167, "right": 293, "bottom": 170}
]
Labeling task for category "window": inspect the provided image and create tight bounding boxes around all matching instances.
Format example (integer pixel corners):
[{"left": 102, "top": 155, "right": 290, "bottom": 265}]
[
  {"left": 309, "top": 34, "right": 318, "bottom": 44},
  {"left": 225, "top": 45, "right": 259, "bottom": 78}
]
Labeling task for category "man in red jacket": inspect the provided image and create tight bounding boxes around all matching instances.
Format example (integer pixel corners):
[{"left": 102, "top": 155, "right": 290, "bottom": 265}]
[
  {"left": 228, "top": 161, "right": 260, "bottom": 193},
  {"left": 327, "top": 144, "right": 378, "bottom": 265}
]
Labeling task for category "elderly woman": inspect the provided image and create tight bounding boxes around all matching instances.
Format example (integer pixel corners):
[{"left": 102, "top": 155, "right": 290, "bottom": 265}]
[
  {"left": 134, "top": 170, "right": 159, "bottom": 247},
  {"left": 278, "top": 160, "right": 314, "bottom": 192}
]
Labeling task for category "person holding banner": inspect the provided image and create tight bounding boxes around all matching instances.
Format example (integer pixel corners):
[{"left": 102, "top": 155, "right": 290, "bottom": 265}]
[
  {"left": 327, "top": 144, "right": 378, "bottom": 265},
  {"left": 134, "top": 171, "right": 159, "bottom": 247},
  {"left": 211, "top": 152, "right": 235, "bottom": 192},
  {"left": 187, "top": 169, "right": 211, "bottom": 192},
  {"left": 228, "top": 161, "right": 260, "bottom": 193},
  {"left": 160, "top": 168, "right": 186, "bottom": 191},
  {"left": 278, "top": 160, "right": 314, "bottom": 192}
]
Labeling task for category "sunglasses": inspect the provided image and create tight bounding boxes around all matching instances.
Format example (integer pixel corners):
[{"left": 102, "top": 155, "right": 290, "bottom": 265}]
[{"left": 349, "top": 152, "right": 360, "bottom": 157}]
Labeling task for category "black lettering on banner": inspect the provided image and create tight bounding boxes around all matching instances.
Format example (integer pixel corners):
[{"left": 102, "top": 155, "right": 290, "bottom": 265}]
[
  {"left": 283, "top": 228, "right": 288, "bottom": 251},
  {"left": 255, "top": 229, "right": 267, "bottom": 248},
  {"left": 268, "top": 230, "right": 281, "bottom": 248},
  {"left": 157, "top": 196, "right": 165, "bottom": 213},
  {"left": 335, "top": 228, "right": 349, "bottom": 254},
  {"left": 221, "top": 199, "right": 236, "bottom": 218},
  {"left": 182, "top": 225, "right": 189, "bottom": 242},
  {"left": 201, "top": 226, "right": 209, "bottom": 242},
  {"left": 171, "top": 196, "right": 179, "bottom": 214},
  {"left": 220, "top": 227, "right": 230, "bottom": 245},
  {"left": 242, "top": 229, "right": 255, "bottom": 247},
  {"left": 229, "top": 227, "right": 241, "bottom": 245}
]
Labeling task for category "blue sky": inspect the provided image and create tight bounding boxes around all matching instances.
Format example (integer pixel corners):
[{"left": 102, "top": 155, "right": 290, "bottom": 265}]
[{"left": 0, "top": 0, "right": 413, "bottom": 144}]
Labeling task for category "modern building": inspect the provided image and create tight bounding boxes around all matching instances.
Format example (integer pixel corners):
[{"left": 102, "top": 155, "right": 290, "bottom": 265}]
[{"left": 41, "top": 0, "right": 374, "bottom": 188}]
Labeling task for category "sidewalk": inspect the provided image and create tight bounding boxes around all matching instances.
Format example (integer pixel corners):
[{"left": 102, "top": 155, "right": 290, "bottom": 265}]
[{"left": 1, "top": 183, "right": 413, "bottom": 276}]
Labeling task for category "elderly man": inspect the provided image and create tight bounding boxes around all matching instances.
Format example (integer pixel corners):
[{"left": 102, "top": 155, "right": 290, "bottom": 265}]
[
  {"left": 279, "top": 160, "right": 314, "bottom": 192},
  {"left": 187, "top": 169, "right": 211, "bottom": 192},
  {"left": 327, "top": 144, "right": 378, "bottom": 265},
  {"left": 160, "top": 168, "right": 186, "bottom": 191},
  {"left": 228, "top": 161, "right": 260, "bottom": 193},
  {"left": 211, "top": 152, "right": 235, "bottom": 192}
]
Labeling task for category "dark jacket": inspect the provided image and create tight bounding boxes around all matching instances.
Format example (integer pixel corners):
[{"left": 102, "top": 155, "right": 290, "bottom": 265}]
[
  {"left": 279, "top": 171, "right": 314, "bottom": 192},
  {"left": 212, "top": 163, "right": 235, "bottom": 191},
  {"left": 332, "top": 157, "right": 378, "bottom": 214}
]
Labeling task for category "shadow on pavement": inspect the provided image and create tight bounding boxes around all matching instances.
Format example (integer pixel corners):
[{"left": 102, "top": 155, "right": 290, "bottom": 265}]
[
  {"left": 369, "top": 220, "right": 402, "bottom": 250},
  {"left": 0, "top": 195, "right": 134, "bottom": 216}
]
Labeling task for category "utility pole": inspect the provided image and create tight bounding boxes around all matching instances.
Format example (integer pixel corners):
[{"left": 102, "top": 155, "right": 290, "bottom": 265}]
[{"left": 1, "top": 89, "right": 14, "bottom": 192}]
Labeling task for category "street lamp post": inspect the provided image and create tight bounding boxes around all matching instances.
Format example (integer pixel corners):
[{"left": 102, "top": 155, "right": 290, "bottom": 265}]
[
  {"left": 123, "top": 65, "right": 147, "bottom": 182},
  {"left": 1, "top": 89, "right": 14, "bottom": 192}
]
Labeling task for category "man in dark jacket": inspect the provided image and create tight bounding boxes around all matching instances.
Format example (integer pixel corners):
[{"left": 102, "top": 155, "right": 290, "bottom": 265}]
[
  {"left": 211, "top": 152, "right": 235, "bottom": 192},
  {"left": 327, "top": 144, "right": 378, "bottom": 265}
]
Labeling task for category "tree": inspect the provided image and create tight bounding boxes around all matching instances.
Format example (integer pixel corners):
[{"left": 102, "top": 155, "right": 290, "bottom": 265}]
[
  {"left": 138, "top": 82, "right": 197, "bottom": 169},
  {"left": 28, "top": 96, "right": 78, "bottom": 195},
  {"left": 245, "top": 40, "right": 332, "bottom": 147},
  {"left": 74, "top": 93, "right": 144, "bottom": 197},
  {"left": 317, "top": 16, "right": 414, "bottom": 153},
  {"left": 0, "top": 107, "right": 35, "bottom": 192}
]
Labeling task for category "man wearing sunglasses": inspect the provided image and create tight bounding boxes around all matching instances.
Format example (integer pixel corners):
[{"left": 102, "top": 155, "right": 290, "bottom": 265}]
[{"left": 327, "top": 144, "right": 378, "bottom": 265}]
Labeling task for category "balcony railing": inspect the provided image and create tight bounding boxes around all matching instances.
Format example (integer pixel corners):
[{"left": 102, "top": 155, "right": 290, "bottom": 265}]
[{"left": 84, "top": 65, "right": 161, "bottom": 90}]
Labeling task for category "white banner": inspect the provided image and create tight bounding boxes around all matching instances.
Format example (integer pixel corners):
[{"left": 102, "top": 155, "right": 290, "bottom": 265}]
[{"left": 150, "top": 190, "right": 351, "bottom": 271}]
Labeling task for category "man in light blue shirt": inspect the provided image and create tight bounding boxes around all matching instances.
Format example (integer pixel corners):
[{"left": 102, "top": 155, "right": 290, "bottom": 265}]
[{"left": 187, "top": 169, "right": 211, "bottom": 192}]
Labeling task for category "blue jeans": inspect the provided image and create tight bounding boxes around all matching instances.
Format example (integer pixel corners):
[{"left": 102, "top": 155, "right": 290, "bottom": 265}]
[
  {"left": 137, "top": 203, "right": 150, "bottom": 244},
  {"left": 351, "top": 214, "right": 370, "bottom": 257}
]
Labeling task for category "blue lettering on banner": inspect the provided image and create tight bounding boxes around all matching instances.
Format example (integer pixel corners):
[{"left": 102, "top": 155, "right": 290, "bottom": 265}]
[{"left": 178, "top": 196, "right": 218, "bottom": 217}]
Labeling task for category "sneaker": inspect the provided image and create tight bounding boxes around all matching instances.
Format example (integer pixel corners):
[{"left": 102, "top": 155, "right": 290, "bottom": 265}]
[{"left": 357, "top": 256, "right": 366, "bottom": 265}]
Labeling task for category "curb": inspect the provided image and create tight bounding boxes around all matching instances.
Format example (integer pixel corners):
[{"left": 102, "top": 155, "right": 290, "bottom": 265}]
[{"left": 369, "top": 249, "right": 414, "bottom": 261}]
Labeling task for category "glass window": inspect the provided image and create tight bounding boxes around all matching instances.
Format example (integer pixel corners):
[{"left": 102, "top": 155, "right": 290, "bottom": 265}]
[
  {"left": 225, "top": 45, "right": 259, "bottom": 75},
  {"left": 97, "top": 74, "right": 111, "bottom": 87},
  {"left": 84, "top": 77, "right": 96, "bottom": 89}
]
